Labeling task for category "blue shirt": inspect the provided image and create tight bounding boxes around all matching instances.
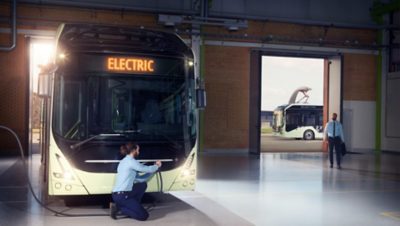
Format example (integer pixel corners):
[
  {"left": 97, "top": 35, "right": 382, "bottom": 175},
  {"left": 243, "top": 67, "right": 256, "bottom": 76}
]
[
  {"left": 324, "top": 120, "right": 345, "bottom": 142},
  {"left": 112, "top": 155, "right": 159, "bottom": 192}
]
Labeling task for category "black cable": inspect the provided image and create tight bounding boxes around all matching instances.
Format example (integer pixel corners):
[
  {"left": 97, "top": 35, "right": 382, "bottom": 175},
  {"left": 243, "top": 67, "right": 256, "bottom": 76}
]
[
  {"left": 145, "top": 170, "right": 164, "bottom": 212},
  {"left": 0, "top": 125, "right": 108, "bottom": 217}
]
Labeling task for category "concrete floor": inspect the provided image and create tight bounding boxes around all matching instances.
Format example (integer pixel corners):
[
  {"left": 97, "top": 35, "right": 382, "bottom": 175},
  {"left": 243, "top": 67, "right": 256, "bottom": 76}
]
[
  {"left": 261, "top": 134, "right": 323, "bottom": 152},
  {"left": 1, "top": 150, "right": 400, "bottom": 226}
]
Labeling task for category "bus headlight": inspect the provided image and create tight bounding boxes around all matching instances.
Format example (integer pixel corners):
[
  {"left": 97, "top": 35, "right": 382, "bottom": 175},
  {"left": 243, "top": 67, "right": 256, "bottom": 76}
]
[
  {"left": 53, "top": 171, "right": 74, "bottom": 180},
  {"left": 182, "top": 169, "right": 190, "bottom": 177},
  {"left": 180, "top": 168, "right": 195, "bottom": 178},
  {"left": 55, "top": 182, "right": 62, "bottom": 189},
  {"left": 65, "top": 184, "right": 72, "bottom": 191},
  {"left": 53, "top": 154, "right": 75, "bottom": 181},
  {"left": 63, "top": 171, "right": 74, "bottom": 180},
  {"left": 53, "top": 172, "right": 63, "bottom": 178}
]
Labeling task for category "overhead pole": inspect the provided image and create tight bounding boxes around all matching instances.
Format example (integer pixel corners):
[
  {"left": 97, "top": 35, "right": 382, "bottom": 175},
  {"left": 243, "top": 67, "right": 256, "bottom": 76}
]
[{"left": 195, "top": 0, "right": 210, "bottom": 153}]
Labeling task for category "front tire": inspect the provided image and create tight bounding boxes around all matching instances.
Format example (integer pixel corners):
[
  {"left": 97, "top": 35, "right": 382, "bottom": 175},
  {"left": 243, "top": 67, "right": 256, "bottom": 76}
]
[{"left": 303, "top": 130, "right": 315, "bottom": 140}]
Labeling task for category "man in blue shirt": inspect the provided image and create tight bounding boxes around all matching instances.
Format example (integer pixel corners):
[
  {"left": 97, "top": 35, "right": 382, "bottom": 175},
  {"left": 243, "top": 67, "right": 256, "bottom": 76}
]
[
  {"left": 110, "top": 142, "right": 161, "bottom": 220},
  {"left": 323, "top": 113, "right": 345, "bottom": 169}
]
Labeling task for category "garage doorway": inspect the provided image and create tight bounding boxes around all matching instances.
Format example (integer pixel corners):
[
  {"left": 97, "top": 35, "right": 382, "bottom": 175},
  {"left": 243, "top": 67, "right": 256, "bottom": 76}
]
[
  {"left": 249, "top": 51, "right": 342, "bottom": 155},
  {"left": 261, "top": 56, "right": 324, "bottom": 152},
  {"left": 28, "top": 38, "right": 54, "bottom": 156}
]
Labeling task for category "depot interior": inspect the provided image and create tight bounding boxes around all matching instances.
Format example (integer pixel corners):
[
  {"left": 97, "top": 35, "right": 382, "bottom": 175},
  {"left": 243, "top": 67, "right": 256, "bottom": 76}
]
[{"left": 1, "top": 1, "right": 400, "bottom": 226}]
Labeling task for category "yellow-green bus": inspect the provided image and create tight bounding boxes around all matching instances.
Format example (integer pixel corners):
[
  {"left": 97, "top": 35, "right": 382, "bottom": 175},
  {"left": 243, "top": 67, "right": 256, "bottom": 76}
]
[{"left": 40, "top": 24, "right": 202, "bottom": 198}]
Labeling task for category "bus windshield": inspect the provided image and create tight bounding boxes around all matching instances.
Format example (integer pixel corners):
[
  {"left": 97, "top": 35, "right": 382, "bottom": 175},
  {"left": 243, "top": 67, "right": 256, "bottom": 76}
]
[{"left": 53, "top": 74, "right": 188, "bottom": 142}]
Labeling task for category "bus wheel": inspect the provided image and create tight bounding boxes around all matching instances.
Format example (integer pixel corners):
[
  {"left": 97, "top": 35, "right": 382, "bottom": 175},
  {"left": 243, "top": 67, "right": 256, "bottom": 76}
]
[{"left": 303, "top": 130, "right": 315, "bottom": 140}]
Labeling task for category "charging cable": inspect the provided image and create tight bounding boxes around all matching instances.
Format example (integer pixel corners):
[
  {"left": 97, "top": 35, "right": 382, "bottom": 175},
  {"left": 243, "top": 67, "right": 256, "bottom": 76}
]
[
  {"left": 0, "top": 125, "right": 109, "bottom": 217},
  {"left": 0, "top": 125, "right": 166, "bottom": 217}
]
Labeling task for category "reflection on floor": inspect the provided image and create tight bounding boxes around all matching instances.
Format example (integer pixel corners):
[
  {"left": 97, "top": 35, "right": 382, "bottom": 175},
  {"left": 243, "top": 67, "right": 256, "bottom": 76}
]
[
  {"left": 197, "top": 152, "right": 400, "bottom": 226},
  {"left": 1, "top": 151, "right": 400, "bottom": 226}
]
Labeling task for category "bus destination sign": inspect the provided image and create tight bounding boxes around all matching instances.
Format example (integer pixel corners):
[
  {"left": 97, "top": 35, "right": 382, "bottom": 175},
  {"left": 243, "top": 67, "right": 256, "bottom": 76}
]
[
  {"left": 107, "top": 57, "right": 155, "bottom": 73},
  {"left": 71, "top": 54, "right": 183, "bottom": 76}
]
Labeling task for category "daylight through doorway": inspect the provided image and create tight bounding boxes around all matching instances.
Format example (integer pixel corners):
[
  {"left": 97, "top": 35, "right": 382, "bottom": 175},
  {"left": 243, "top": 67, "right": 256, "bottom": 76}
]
[{"left": 260, "top": 56, "right": 324, "bottom": 152}]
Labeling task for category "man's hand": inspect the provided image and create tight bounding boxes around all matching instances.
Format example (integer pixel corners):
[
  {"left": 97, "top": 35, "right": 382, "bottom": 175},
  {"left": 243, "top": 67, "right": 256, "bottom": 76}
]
[{"left": 155, "top": 160, "right": 162, "bottom": 167}]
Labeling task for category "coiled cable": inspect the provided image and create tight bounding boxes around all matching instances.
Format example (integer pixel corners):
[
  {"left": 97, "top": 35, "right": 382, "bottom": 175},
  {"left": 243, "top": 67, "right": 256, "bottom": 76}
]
[{"left": 0, "top": 125, "right": 111, "bottom": 217}]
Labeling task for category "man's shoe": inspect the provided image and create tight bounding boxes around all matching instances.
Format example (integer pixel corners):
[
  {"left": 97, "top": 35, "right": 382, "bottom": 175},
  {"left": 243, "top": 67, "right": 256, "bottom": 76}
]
[
  {"left": 338, "top": 165, "right": 342, "bottom": 169},
  {"left": 330, "top": 165, "right": 333, "bottom": 168},
  {"left": 110, "top": 202, "right": 117, "bottom": 220}
]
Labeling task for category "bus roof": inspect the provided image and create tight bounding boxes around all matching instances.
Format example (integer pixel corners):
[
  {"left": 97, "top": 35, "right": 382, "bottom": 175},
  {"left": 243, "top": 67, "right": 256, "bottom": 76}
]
[
  {"left": 56, "top": 23, "right": 193, "bottom": 57},
  {"left": 274, "top": 103, "right": 323, "bottom": 112},
  {"left": 284, "top": 103, "right": 322, "bottom": 111}
]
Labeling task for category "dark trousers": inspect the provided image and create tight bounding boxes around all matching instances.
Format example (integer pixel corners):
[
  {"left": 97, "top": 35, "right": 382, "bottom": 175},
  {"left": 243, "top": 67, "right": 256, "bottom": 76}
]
[
  {"left": 112, "top": 182, "right": 148, "bottom": 221},
  {"left": 328, "top": 137, "right": 342, "bottom": 167}
]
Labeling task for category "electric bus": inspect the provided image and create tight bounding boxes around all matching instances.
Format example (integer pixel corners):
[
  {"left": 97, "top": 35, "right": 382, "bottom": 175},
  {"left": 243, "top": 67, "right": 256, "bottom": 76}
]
[
  {"left": 39, "top": 24, "right": 203, "bottom": 196},
  {"left": 272, "top": 104, "right": 323, "bottom": 140}
]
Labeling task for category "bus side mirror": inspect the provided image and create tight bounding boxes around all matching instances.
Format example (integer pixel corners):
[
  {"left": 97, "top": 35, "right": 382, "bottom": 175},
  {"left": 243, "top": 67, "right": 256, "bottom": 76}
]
[
  {"left": 37, "top": 63, "right": 57, "bottom": 98},
  {"left": 196, "top": 88, "right": 206, "bottom": 109},
  {"left": 38, "top": 72, "right": 50, "bottom": 97}
]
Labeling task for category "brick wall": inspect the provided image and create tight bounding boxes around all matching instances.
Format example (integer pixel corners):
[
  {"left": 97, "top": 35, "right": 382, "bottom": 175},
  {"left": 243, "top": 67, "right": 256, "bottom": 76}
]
[
  {"left": 343, "top": 53, "right": 377, "bottom": 101},
  {"left": 204, "top": 46, "right": 250, "bottom": 149},
  {"left": 0, "top": 3, "right": 378, "bottom": 152},
  {"left": 0, "top": 35, "right": 28, "bottom": 153}
]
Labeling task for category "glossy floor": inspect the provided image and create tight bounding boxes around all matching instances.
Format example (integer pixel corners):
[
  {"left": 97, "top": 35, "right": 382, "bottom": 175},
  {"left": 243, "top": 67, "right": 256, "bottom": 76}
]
[
  {"left": 1, "top": 151, "right": 399, "bottom": 226},
  {"left": 196, "top": 151, "right": 400, "bottom": 226}
]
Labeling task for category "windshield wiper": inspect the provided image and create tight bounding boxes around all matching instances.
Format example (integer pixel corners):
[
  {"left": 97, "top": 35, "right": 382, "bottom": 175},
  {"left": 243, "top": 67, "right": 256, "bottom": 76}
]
[
  {"left": 70, "top": 133, "right": 123, "bottom": 150},
  {"left": 141, "top": 130, "right": 183, "bottom": 150},
  {"left": 114, "top": 129, "right": 142, "bottom": 134},
  {"left": 113, "top": 129, "right": 184, "bottom": 151}
]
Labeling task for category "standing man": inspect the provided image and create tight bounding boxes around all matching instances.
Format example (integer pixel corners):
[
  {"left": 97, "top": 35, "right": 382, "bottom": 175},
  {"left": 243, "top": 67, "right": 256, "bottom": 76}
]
[
  {"left": 110, "top": 142, "right": 161, "bottom": 221},
  {"left": 324, "top": 113, "right": 345, "bottom": 169}
]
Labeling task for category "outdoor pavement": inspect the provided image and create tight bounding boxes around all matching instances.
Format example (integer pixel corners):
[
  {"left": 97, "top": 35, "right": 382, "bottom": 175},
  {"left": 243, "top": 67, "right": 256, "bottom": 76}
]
[{"left": 261, "top": 133, "right": 323, "bottom": 152}]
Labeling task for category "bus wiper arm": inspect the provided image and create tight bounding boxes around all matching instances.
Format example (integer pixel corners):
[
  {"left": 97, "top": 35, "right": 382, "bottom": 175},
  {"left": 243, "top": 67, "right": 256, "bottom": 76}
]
[
  {"left": 123, "top": 129, "right": 182, "bottom": 148},
  {"left": 114, "top": 129, "right": 142, "bottom": 133},
  {"left": 116, "top": 130, "right": 182, "bottom": 149},
  {"left": 148, "top": 131, "right": 183, "bottom": 150},
  {"left": 70, "top": 133, "right": 123, "bottom": 150}
]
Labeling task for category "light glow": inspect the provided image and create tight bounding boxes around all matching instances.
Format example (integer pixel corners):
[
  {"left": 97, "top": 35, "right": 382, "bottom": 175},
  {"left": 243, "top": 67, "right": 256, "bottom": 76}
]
[
  {"left": 182, "top": 169, "right": 190, "bottom": 177},
  {"left": 63, "top": 171, "right": 74, "bottom": 180},
  {"left": 30, "top": 40, "right": 55, "bottom": 93}
]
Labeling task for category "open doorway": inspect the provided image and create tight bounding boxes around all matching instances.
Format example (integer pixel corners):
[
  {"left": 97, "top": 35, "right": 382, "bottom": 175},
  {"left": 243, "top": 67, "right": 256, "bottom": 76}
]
[
  {"left": 28, "top": 38, "right": 54, "bottom": 155},
  {"left": 248, "top": 51, "right": 342, "bottom": 155},
  {"left": 260, "top": 56, "right": 324, "bottom": 152}
]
